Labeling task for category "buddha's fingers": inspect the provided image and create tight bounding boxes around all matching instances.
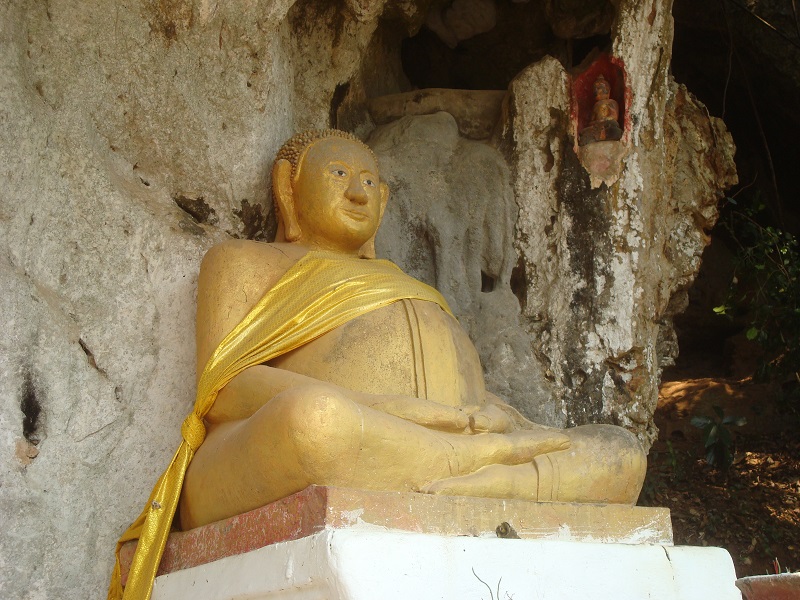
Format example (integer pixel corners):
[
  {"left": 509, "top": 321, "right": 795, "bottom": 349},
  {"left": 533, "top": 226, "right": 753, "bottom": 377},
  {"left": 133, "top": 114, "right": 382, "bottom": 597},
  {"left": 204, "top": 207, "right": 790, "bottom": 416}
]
[{"left": 469, "top": 404, "right": 514, "bottom": 434}]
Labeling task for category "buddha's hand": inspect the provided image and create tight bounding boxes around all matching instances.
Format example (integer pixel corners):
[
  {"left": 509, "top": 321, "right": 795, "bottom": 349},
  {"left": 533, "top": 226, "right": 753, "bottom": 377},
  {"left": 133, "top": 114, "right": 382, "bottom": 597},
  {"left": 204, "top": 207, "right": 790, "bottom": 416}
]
[
  {"left": 466, "top": 404, "right": 571, "bottom": 456},
  {"left": 361, "top": 394, "right": 471, "bottom": 432}
]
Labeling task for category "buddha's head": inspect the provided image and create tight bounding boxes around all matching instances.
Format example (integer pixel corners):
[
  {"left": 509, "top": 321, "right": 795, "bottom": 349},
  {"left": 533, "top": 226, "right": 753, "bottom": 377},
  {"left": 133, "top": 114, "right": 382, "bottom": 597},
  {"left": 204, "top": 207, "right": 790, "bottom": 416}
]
[
  {"left": 593, "top": 75, "right": 610, "bottom": 101},
  {"left": 272, "top": 129, "right": 389, "bottom": 258}
]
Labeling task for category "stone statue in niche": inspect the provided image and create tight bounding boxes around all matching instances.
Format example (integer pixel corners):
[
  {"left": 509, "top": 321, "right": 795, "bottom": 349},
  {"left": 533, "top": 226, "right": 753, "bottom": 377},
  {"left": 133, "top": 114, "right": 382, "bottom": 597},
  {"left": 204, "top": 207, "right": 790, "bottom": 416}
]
[
  {"left": 178, "top": 129, "right": 646, "bottom": 528},
  {"left": 579, "top": 74, "right": 623, "bottom": 146}
]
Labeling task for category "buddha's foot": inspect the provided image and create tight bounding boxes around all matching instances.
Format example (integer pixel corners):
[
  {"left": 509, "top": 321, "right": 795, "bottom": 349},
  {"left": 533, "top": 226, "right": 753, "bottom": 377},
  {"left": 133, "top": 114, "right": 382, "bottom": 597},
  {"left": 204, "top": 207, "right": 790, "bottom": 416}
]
[
  {"left": 442, "top": 428, "right": 569, "bottom": 477},
  {"left": 421, "top": 463, "right": 539, "bottom": 501}
]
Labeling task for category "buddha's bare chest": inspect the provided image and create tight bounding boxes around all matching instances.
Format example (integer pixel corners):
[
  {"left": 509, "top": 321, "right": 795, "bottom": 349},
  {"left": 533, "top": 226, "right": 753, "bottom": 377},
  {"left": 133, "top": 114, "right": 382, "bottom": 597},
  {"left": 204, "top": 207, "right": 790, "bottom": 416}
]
[{"left": 268, "top": 299, "right": 486, "bottom": 407}]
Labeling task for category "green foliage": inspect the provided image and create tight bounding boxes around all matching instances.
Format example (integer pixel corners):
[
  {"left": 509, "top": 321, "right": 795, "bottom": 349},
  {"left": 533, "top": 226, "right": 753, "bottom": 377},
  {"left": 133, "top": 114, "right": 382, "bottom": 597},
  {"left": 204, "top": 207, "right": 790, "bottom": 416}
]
[
  {"left": 714, "top": 196, "right": 800, "bottom": 382},
  {"left": 690, "top": 405, "right": 747, "bottom": 470}
]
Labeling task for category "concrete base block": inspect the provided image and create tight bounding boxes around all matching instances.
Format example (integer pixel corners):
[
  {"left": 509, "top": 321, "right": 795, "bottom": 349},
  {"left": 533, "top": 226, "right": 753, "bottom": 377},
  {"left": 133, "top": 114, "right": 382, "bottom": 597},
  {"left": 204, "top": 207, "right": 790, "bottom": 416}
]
[
  {"left": 120, "top": 486, "right": 673, "bottom": 583},
  {"left": 152, "top": 529, "right": 740, "bottom": 600}
]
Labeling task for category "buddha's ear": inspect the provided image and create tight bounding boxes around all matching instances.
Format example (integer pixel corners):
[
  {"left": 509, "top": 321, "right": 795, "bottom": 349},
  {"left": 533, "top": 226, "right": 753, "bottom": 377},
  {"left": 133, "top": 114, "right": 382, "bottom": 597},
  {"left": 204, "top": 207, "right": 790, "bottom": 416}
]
[
  {"left": 272, "top": 159, "right": 301, "bottom": 242},
  {"left": 379, "top": 181, "right": 389, "bottom": 220},
  {"left": 358, "top": 181, "right": 390, "bottom": 259}
]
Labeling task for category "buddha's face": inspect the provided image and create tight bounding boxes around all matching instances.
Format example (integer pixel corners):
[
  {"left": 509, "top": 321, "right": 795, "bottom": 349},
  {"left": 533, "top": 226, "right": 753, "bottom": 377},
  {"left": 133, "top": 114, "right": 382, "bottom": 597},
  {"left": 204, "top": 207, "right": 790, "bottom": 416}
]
[
  {"left": 594, "top": 79, "right": 610, "bottom": 100},
  {"left": 291, "top": 137, "right": 384, "bottom": 254}
]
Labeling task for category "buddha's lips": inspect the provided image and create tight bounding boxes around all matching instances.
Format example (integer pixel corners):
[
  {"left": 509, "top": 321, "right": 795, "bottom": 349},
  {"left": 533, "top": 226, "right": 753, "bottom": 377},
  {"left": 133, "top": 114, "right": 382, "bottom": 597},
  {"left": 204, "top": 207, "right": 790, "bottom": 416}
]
[{"left": 342, "top": 209, "right": 370, "bottom": 221}]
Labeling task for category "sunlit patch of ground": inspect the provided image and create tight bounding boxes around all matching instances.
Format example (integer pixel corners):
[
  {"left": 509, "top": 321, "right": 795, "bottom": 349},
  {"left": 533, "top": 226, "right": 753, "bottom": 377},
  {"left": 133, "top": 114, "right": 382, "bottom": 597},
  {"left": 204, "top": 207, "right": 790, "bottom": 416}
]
[{"left": 640, "top": 366, "right": 800, "bottom": 577}]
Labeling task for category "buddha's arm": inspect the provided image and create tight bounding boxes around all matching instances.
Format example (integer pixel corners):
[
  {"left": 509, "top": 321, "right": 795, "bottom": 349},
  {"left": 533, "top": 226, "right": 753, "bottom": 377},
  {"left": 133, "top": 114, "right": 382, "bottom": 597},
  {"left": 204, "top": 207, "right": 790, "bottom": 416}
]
[{"left": 206, "top": 364, "right": 502, "bottom": 432}]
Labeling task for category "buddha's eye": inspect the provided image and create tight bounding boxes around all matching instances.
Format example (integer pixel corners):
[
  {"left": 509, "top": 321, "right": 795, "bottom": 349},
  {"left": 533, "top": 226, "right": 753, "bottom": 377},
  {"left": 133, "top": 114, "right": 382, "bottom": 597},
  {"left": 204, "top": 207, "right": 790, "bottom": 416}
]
[
  {"left": 363, "top": 178, "right": 376, "bottom": 187},
  {"left": 331, "top": 168, "right": 348, "bottom": 177}
]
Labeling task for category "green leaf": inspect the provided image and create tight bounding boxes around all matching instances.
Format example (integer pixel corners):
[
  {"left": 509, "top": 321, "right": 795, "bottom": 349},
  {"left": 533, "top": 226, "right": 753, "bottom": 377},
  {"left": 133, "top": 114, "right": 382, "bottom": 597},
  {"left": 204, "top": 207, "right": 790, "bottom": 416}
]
[
  {"left": 723, "top": 415, "right": 747, "bottom": 427},
  {"left": 691, "top": 416, "right": 712, "bottom": 429},
  {"left": 713, "top": 305, "right": 728, "bottom": 315},
  {"left": 705, "top": 425, "right": 719, "bottom": 447},
  {"left": 746, "top": 327, "right": 759, "bottom": 340}
]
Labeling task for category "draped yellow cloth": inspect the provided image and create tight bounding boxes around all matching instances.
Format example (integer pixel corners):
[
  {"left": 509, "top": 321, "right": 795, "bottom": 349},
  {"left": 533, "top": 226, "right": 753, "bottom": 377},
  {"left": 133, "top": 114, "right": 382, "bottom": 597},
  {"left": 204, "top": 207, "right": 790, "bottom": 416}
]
[{"left": 108, "top": 250, "right": 453, "bottom": 600}]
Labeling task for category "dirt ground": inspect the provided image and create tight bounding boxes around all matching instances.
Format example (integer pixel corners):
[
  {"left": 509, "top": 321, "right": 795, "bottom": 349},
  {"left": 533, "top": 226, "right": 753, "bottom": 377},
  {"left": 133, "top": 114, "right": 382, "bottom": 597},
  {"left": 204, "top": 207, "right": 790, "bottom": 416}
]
[{"left": 639, "top": 351, "right": 800, "bottom": 577}]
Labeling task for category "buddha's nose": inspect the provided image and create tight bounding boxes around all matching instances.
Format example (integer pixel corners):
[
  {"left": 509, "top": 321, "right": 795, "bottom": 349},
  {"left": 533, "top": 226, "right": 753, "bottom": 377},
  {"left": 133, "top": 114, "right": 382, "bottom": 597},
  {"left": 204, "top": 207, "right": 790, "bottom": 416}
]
[{"left": 345, "top": 178, "right": 368, "bottom": 204}]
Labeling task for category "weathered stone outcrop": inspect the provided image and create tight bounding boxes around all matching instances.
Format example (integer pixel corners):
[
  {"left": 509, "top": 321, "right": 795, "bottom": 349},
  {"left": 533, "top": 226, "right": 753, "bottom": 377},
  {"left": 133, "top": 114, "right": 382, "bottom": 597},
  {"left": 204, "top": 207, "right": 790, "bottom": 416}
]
[{"left": 499, "top": 1, "right": 736, "bottom": 443}]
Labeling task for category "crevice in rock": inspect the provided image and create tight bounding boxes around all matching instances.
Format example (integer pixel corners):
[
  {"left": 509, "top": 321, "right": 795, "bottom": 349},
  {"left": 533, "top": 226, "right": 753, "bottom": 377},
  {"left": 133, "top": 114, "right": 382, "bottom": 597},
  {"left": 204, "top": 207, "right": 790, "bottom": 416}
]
[
  {"left": 569, "top": 33, "right": 612, "bottom": 68},
  {"left": 401, "top": 5, "right": 560, "bottom": 91},
  {"left": 20, "top": 370, "right": 42, "bottom": 444},
  {"left": 79, "top": 338, "right": 107, "bottom": 375},
  {"left": 481, "top": 270, "right": 496, "bottom": 292},
  {"left": 396, "top": 2, "right": 615, "bottom": 92},
  {"left": 329, "top": 82, "right": 351, "bottom": 128},
  {"left": 173, "top": 194, "right": 216, "bottom": 224},
  {"left": 510, "top": 256, "right": 527, "bottom": 310}
]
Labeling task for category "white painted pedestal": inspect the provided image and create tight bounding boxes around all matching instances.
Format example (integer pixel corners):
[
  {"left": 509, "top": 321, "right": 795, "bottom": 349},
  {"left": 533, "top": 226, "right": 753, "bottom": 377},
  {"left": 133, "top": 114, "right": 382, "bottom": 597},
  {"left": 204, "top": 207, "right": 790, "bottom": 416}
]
[{"left": 151, "top": 529, "right": 741, "bottom": 600}]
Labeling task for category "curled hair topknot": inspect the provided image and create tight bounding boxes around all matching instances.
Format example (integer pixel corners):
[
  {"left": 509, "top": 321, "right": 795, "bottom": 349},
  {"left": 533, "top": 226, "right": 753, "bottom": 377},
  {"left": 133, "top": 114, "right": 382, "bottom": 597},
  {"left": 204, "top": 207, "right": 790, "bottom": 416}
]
[{"left": 274, "top": 129, "right": 376, "bottom": 180}]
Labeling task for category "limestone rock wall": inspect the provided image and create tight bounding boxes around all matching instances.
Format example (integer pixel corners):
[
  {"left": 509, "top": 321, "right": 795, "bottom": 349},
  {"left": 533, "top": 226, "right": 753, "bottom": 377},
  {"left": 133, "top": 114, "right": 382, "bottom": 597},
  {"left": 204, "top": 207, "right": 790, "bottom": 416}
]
[
  {"left": 0, "top": 1, "right": 294, "bottom": 597},
  {"left": 501, "top": 4, "right": 736, "bottom": 443},
  {"left": 0, "top": 0, "right": 735, "bottom": 597}
]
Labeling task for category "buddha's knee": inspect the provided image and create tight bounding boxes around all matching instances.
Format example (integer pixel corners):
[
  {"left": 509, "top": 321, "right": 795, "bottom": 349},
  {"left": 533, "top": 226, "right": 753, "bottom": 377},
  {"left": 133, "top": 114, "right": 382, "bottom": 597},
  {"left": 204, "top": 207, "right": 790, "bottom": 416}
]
[
  {"left": 569, "top": 424, "right": 646, "bottom": 476},
  {"left": 578, "top": 422, "right": 643, "bottom": 450},
  {"left": 607, "top": 424, "right": 646, "bottom": 476},
  {"left": 535, "top": 424, "right": 646, "bottom": 503},
  {"left": 592, "top": 424, "right": 647, "bottom": 502},
  {"left": 269, "top": 384, "right": 363, "bottom": 483}
]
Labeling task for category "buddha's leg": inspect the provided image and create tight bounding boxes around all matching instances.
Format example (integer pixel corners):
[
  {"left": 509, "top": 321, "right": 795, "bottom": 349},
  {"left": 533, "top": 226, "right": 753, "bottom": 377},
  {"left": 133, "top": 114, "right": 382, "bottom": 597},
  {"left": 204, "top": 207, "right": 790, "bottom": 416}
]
[
  {"left": 180, "top": 384, "right": 569, "bottom": 528},
  {"left": 422, "top": 424, "right": 647, "bottom": 504}
]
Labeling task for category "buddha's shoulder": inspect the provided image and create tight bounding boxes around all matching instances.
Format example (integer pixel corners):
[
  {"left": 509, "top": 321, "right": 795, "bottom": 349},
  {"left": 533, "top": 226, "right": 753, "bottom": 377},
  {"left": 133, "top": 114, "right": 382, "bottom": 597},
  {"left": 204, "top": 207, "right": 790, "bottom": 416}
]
[{"left": 201, "top": 240, "right": 304, "bottom": 278}]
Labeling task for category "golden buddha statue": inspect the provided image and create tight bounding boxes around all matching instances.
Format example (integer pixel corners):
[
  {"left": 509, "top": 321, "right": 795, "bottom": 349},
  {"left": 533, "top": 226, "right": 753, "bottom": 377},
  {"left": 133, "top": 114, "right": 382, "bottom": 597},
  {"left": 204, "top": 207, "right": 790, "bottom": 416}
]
[
  {"left": 110, "top": 129, "right": 646, "bottom": 600},
  {"left": 579, "top": 74, "right": 623, "bottom": 146},
  {"left": 178, "top": 129, "right": 646, "bottom": 528}
]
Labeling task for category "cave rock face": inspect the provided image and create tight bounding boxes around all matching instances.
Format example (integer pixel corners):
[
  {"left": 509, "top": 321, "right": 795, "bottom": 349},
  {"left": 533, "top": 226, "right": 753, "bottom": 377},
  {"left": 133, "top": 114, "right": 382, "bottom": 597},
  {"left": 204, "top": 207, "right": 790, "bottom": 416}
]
[
  {"left": 0, "top": 0, "right": 734, "bottom": 596},
  {"left": 501, "top": 56, "right": 736, "bottom": 442}
]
